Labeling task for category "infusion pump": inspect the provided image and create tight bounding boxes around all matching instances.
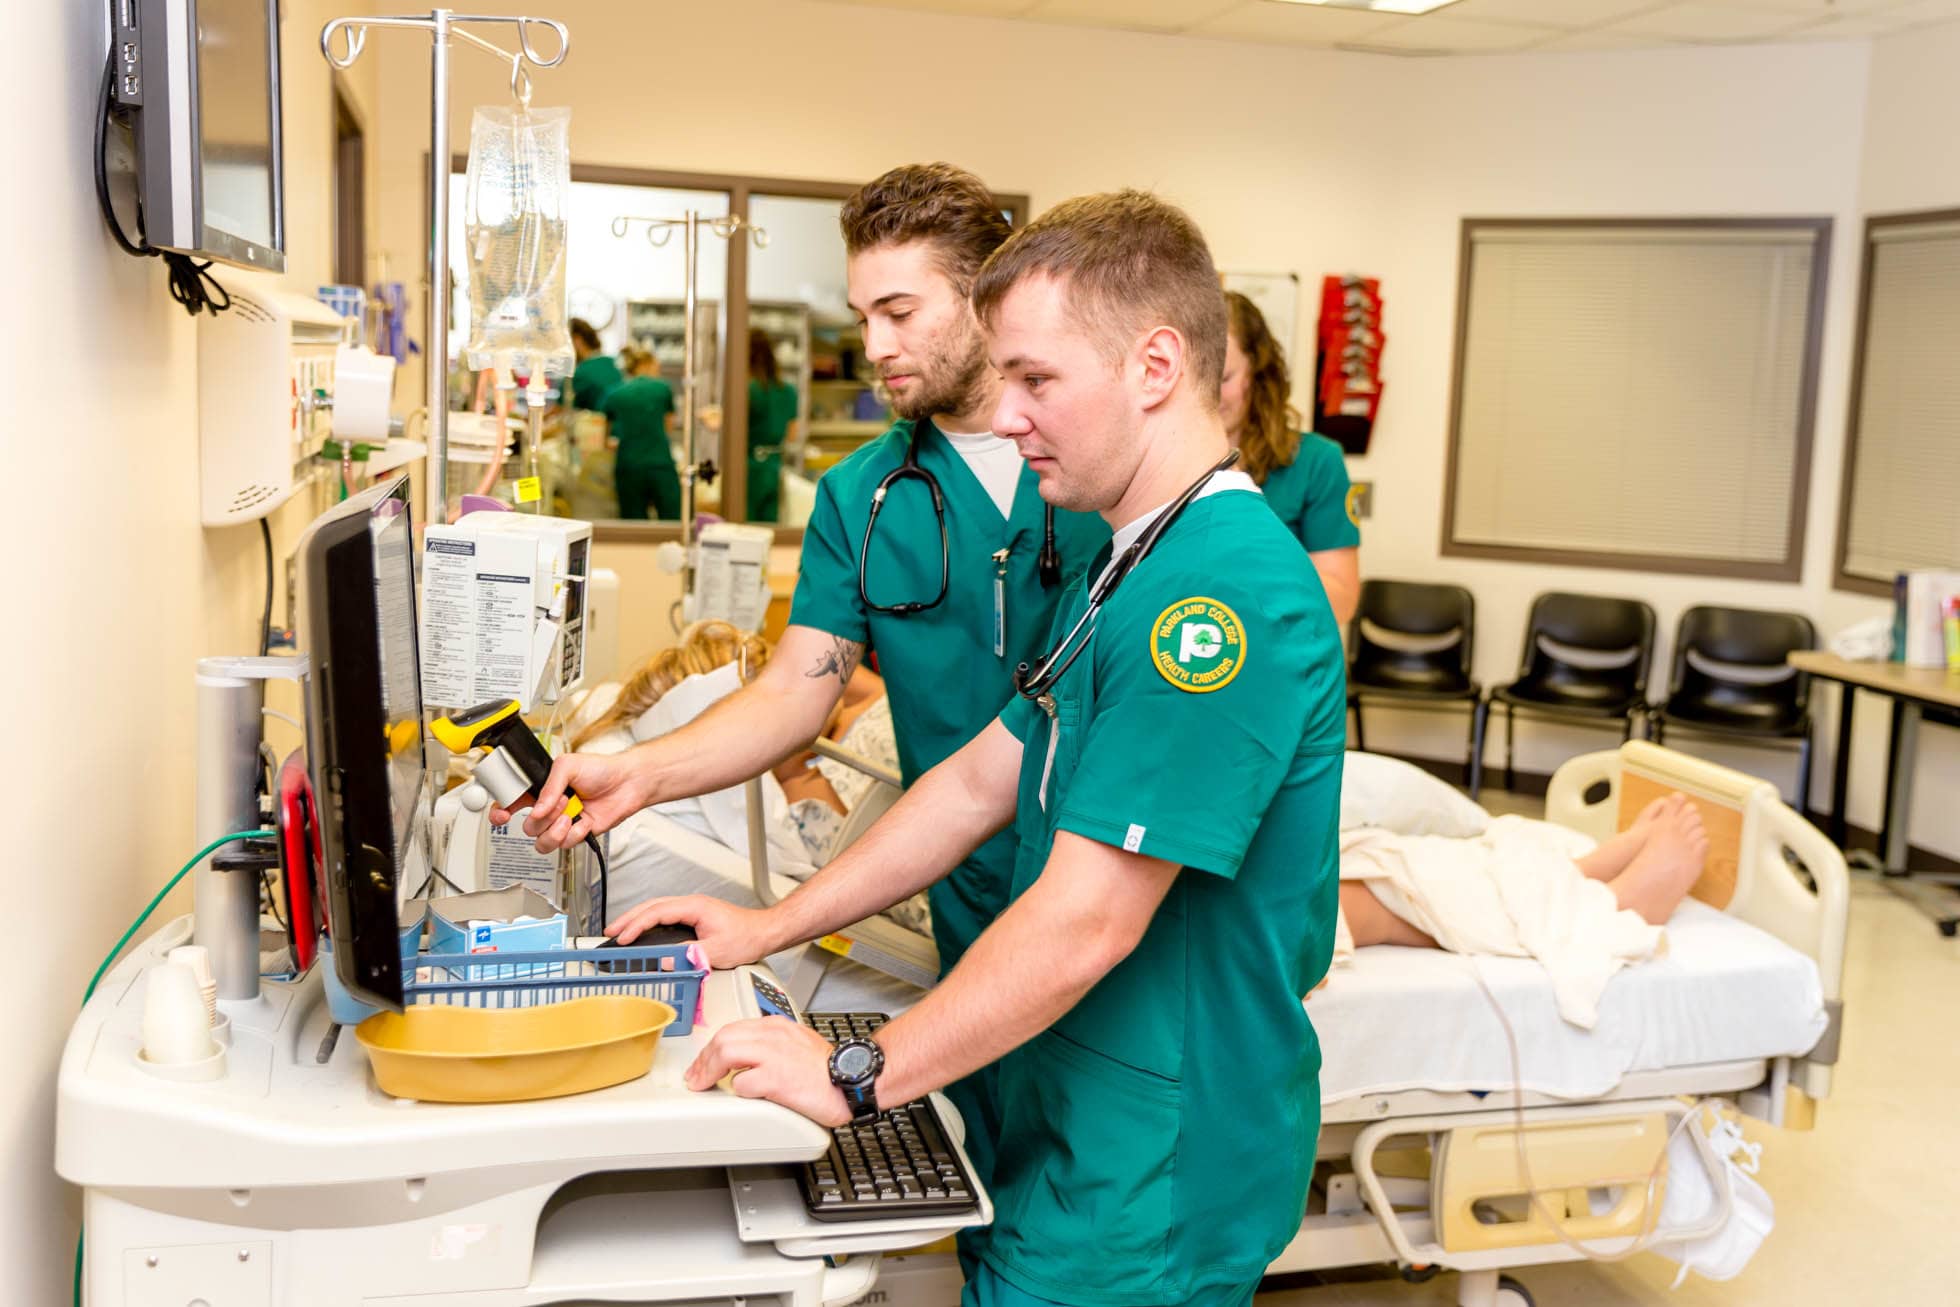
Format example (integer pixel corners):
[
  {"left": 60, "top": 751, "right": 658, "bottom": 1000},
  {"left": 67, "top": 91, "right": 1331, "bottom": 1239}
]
[
  {"left": 421, "top": 511, "right": 594, "bottom": 714},
  {"left": 655, "top": 521, "right": 775, "bottom": 633}
]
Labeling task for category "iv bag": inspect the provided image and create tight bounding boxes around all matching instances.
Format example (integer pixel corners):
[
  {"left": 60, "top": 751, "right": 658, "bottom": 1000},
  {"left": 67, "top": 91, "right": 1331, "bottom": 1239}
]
[{"left": 462, "top": 106, "right": 574, "bottom": 385}]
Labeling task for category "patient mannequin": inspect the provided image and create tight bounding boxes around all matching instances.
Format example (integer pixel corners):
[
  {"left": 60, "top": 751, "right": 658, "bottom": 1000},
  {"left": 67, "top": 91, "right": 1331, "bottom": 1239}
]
[
  {"left": 773, "top": 662, "right": 888, "bottom": 814},
  {"left": 1342, "top": 793, "right": 1711, "bottom": 950},
  {"left": 574, "top": 621, "right": 887, "bottom": 821},
  {"left": 570, "top": 621, "right": 923, "bottom": 1011}
]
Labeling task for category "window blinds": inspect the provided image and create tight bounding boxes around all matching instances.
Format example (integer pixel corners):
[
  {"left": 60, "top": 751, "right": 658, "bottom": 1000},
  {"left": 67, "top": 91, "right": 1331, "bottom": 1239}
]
[
  {"left": 1841, "top": 217, "right": 1960, "bottom": 585},
  {"left": 1449, "top": 223, "right": 1823, "bottom": 573}
]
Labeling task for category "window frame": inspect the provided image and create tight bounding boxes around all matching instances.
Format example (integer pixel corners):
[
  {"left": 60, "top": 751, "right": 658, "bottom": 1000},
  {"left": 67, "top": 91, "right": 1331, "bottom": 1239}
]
[
  {"left": 1438, "top": 215, "right": 1833, "bottom": 582},
  {"left": 431, "top": 158, "right": 1027, "bottom": 542},
  {"left": 1831, "top": 206, "right": 1960, "bottom": 597}
]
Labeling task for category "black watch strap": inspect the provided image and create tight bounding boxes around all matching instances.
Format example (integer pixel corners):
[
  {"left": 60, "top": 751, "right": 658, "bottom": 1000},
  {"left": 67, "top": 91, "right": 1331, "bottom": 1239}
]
[{"left": 840, "top": 1077, "right": 880, "bottom": 1125}]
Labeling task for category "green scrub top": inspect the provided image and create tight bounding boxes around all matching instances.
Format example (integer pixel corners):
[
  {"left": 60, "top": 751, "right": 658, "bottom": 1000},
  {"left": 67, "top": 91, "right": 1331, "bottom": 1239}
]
[
  {"left": 570, "top": 353, "right": 625, "bottom": 412},
  {"left": 988, "top": 485, "right": 1346, "bottom": 1306},
  {"left": 1259, "top": 433, "right": 1360, "bottom": 554},
  {"left": 601, "top": 377, "right": 679, "bottom": 470},
  {"left": 789, "top": 419, "right": 1111, "bottom": 973},
  {"left": 748, "top": 379, "right": 796, "bottom": 521}
]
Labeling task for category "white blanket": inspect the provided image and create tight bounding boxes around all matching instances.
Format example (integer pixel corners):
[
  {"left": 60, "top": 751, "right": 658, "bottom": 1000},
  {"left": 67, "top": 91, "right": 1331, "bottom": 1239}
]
[
  {"left": 1310, "top": 900, "right": 1827, "bottom": 1103},
  {"left": 1336, "top": 814, "right": 1666, "bottom": 1029}
]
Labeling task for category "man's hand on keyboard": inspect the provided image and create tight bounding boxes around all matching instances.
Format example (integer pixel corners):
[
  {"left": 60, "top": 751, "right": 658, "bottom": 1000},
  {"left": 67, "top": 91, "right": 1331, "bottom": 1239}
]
[
  {"left": 685, "top": 1015, "right": 852, "bottom": 1128},
  {"left": 607, "top": 894, "right": 777, "bottom": 964}
]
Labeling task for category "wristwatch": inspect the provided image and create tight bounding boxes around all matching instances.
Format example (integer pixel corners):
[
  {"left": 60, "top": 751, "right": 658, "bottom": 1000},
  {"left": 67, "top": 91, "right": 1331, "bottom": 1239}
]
[{"left": 827, "top": 1036, "right": 885, "bottom": 1126}]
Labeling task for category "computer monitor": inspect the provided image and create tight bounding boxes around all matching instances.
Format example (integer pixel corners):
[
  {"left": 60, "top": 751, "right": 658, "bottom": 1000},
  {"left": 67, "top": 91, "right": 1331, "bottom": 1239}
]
[
  {"left": 113, "top": 0, "right": 286, "bottom": 271},
  {"left": 297, "top": 476, "right": 431, "bottom": 1012}
]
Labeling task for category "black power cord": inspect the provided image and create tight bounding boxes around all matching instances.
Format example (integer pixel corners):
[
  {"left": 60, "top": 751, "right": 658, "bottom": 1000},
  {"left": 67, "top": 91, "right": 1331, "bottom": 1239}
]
[
  {"left": 94, "top": 49, "right": 231, "bottom": 318},
  {"left": 258, "top": 517, "right": 275, "bottom": 656},
  {"left": 587, "top": 835, "right": 609, "bottom": 931}
]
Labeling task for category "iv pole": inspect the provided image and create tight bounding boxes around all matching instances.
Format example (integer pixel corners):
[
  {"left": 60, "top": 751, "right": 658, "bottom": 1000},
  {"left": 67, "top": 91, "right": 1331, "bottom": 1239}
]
[
  {"left": 609, "top": 211, "right": 766, "bottom": 603},
  {"left": 320, "top": 10, "right": 570, "bottom": 529}
]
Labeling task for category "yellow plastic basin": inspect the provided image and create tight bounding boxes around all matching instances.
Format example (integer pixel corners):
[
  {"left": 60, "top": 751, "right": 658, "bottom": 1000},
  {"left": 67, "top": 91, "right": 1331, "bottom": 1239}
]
[{"left": 355, "top": 995, "right": 676, "bottom": 1103}]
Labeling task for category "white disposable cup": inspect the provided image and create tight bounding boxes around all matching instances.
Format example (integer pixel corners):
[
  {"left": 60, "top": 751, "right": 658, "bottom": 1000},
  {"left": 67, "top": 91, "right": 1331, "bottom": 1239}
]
[
  {"left": 168, "top": 945, "right": 218, "bottom": 1025},
  {"left": 143, "top": 962, "right": 216, "bottom": 1065},
  {"left": 332, "top": 344, "right": 397, "bottom": 441}
]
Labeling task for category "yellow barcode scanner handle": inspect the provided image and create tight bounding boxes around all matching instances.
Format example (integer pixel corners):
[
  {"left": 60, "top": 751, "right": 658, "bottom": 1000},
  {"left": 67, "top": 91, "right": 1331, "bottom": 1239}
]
[
  {"left": 430, "top": 698, "right": 583, "bottom": 821},
  {"left": 429, "top": 699, "right": 521, "bottom": 753}
]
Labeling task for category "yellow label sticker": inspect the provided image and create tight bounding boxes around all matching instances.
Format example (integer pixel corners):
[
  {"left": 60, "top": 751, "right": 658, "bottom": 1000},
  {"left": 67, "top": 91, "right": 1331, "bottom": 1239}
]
[
  {"left": 1148, "top": 596, "right": 1248, "bottom": 694},
  {"left": 515, "top": 476, "right": 542, "bottom": 504},
  {"left": 1346, "top": 483, "right": 1364, "bottom": 526},
  {"left": 816, "top": 933, "right": 855, "bottom": 957}
]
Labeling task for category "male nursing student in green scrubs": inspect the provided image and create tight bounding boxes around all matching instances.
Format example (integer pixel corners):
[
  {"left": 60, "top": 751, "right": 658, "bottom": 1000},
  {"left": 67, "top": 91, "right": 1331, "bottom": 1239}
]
[
  {"left": 507, "top": 164, "right": 1109, "bottom": 1267},
  {"left": 567, "top": 317, "right": 624, "bottom": 412},
  {"left": 604, "top": 192, "right": 1347, "bottom": 1307},
  {"left": 1219, "top": 291, "right": 1361, "bottom": 625},
  {"left": 601, "top": 346, "right": 682, "bottom": 520}
]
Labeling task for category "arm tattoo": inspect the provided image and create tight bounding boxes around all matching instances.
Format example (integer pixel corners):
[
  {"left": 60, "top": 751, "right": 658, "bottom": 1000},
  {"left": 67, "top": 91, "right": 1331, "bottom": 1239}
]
[{"left": 805, "top": 636, "right": 862, "bottom": 682}]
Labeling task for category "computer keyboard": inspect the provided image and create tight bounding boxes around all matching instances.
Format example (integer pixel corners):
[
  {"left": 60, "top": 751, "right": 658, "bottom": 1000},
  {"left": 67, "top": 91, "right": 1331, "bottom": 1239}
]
[{"left": 797, "top": 1011, "right": 978, "bottom": 1223}]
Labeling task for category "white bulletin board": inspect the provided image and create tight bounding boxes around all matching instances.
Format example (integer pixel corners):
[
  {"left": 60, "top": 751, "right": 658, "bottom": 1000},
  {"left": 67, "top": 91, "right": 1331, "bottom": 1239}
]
[{"left": 1222, "top": 270, "right": 1301, "bottom": 370}]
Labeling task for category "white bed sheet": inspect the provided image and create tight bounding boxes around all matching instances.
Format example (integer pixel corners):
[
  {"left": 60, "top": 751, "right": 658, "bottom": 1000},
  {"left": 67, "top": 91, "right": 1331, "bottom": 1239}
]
[{"left": 1309, "top": 900, "right": 1828, "bottom": 1103}]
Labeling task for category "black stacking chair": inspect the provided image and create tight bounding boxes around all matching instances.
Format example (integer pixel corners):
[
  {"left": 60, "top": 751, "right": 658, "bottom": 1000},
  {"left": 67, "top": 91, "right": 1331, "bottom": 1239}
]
[
  {"left": 1488, "top": 592, "right": 1657, "bottom": 791},
  {"left": 1650, "top": 606, "right": 1817, "bottom": 807},
  {"left": 1347, "top": 580, "right": 1488, "bottom": 799}
]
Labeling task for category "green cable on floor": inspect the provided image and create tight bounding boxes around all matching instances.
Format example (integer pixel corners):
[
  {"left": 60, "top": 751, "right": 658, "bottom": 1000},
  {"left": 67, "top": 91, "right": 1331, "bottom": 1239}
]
[{"left": 73, "top": 828, "right": 276, "bottom": 1307}]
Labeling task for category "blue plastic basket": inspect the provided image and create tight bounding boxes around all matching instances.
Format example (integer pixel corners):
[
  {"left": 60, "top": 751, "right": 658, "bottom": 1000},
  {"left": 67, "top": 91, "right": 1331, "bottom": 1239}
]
[{"left": 405, "top": 942, "right": 706, "bottom": 1035}]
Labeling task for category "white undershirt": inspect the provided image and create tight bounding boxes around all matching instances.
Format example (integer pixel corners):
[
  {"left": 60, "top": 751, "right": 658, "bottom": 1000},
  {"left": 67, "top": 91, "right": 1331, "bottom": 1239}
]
[
  {"left": 938, "top": 426, "right": 1024, "bottom": 519},
  {"left": 1096, "top": 469, "right": 1260, "bottom": 587}
]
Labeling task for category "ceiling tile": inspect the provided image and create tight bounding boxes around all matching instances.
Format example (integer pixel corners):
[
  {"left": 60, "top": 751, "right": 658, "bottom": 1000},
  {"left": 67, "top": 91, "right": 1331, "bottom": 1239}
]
[
  {"left": 1710, "top": 0, "right": 1900, "bottom": 11},
  {"left": 1346, "top": 12, "right": 1562, "bottom": 47},
  {"left": 1789, "top": 13, "right": 1910, "bottom": 31},
  {"left": 1188, "top": 2, "right": 1405, "bottom": 43},
  {"left": 1608, "top": 1, "right": 1823, "bottom": 38},
  {"left": 818, "top": 0, "right": 1040, "bottom": 15},
  {"left": 1444, "top": 0, "right": 1669, "bottom": 26},
  {"left": 816, "top": 0, "right": 1948, "bottom": 49},
  {"left": 1022, "top": 0, "right": 1240, "bottom": 30},
  {"left": 1883, "top": 0, "right": 1960, "bottom": 21},
  {"left": 1534, "top": 26, "right": 1676, "bottom": 47}
]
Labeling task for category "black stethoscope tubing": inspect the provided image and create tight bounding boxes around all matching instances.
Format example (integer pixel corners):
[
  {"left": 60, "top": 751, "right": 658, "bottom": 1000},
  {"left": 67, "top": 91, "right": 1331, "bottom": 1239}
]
[
  {"left": 1013, "top": 448, "right": 1241, "bottom": 704},
  {"left": 858, "top": 426, "right": 1062, "bottom": 617}
]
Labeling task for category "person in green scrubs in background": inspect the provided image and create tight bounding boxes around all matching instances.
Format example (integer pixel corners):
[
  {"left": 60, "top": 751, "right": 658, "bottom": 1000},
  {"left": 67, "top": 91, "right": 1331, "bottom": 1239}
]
[
  {"left": 601, "top": 346, "right": 682, "bottom": 520},
  {"left": 567, "top": 317, "right": 624, "bottom": 412},
  {"left": 606, "top": 191, "right": 1345, "bottom": 1307},
  {"left": 1219, "top": 291, "right": 1361, "bottom": 625},
  {"left": 505, "top": 164, "right": 1111, "bottom": 1278},
  {"left": 746, "top": 328, "right": 796, "bottom": 522}
]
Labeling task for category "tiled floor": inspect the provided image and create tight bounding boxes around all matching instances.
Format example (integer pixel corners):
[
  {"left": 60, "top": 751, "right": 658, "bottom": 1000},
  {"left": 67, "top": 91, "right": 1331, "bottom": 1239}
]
[{"left": 1255, "top": 790, "right": 1960, "bottom": 1306}]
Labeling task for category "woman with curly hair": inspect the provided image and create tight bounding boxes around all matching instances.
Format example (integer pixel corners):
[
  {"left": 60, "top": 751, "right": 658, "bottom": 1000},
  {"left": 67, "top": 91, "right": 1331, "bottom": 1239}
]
[{"left": 1219, "top": 291, "right": 1361, "bottom": 624}]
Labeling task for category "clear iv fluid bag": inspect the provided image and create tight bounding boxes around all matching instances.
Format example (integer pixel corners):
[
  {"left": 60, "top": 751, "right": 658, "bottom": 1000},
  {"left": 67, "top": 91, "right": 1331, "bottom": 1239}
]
[{"left": 463, "top": 106, "right": 574, "bottom": 383}]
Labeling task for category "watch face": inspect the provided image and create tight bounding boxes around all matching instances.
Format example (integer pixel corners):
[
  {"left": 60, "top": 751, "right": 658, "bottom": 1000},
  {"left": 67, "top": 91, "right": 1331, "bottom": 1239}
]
[{"left": 833, "top": 1043, "right": 876, "bottom": 1082}]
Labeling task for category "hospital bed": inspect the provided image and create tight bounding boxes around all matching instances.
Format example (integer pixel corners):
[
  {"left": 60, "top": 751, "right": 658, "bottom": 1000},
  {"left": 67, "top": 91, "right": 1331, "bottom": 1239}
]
[
  {"left": 615, "top": 745, "right": 936, "bottom": 1009},
  {"left": 1268, "top": 740, "right": 1848, "bottom": 1306}
]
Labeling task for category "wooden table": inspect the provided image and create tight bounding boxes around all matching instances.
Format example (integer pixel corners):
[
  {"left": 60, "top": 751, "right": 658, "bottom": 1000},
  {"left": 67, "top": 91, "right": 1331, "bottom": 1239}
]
[{"left": 1789, "top": 650, "right": 1960, "bottom": 933}]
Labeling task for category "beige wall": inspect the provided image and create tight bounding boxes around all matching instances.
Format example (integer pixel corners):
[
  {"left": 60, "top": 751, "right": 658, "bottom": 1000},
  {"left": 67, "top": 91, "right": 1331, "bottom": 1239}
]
[{"left": 16, "top": 0, "right": 376, "bottom": 1300}]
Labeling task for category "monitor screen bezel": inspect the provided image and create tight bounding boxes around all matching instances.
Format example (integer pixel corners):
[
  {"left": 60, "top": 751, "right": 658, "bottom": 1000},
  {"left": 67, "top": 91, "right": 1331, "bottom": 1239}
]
[
  {"left": 127, "top": 0, "right": 287, "bottom": 273},
  {"left": 298, "top": 475, "right": 428, "bottom": 1012},
  {"left": 190, "top": 0, "right": 285, "bottom": 269}
]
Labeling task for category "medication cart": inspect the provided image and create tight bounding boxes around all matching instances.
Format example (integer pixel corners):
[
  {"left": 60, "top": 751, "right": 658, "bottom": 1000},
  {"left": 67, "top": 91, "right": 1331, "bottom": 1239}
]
[
  {"left": 57, "top": 476, "right": 987, "bottom": 1305},
  {"left": 57, "top": 935, "right": 986, "bottom": 1306}
]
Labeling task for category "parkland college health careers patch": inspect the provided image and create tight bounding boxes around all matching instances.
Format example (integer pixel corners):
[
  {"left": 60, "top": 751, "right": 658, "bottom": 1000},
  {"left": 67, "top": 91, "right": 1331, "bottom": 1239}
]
[{"left": 1150, "top": 597, "right": 1247, "bottom": 693}]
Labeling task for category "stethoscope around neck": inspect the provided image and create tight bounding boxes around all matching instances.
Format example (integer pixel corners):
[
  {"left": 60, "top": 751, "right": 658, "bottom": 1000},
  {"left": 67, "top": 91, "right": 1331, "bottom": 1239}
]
[
  {"left": 857, "top": 425, "right": 1062, "bottom": 617},
  {"left": 1013, "top": 448, "right": 1241, "bottom": 705}
]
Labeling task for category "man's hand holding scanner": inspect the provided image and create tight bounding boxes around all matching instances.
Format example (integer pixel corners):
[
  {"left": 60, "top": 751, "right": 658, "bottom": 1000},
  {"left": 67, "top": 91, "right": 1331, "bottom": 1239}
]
[{"left": 488, "top": 749, "right": 650, "bottom": 851}]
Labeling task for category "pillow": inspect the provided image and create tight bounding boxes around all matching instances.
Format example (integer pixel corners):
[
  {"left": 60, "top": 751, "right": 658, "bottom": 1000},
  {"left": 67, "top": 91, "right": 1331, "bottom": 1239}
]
[{"left": 1340, "top": 751, "right": 1490, "bottom": 838}]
